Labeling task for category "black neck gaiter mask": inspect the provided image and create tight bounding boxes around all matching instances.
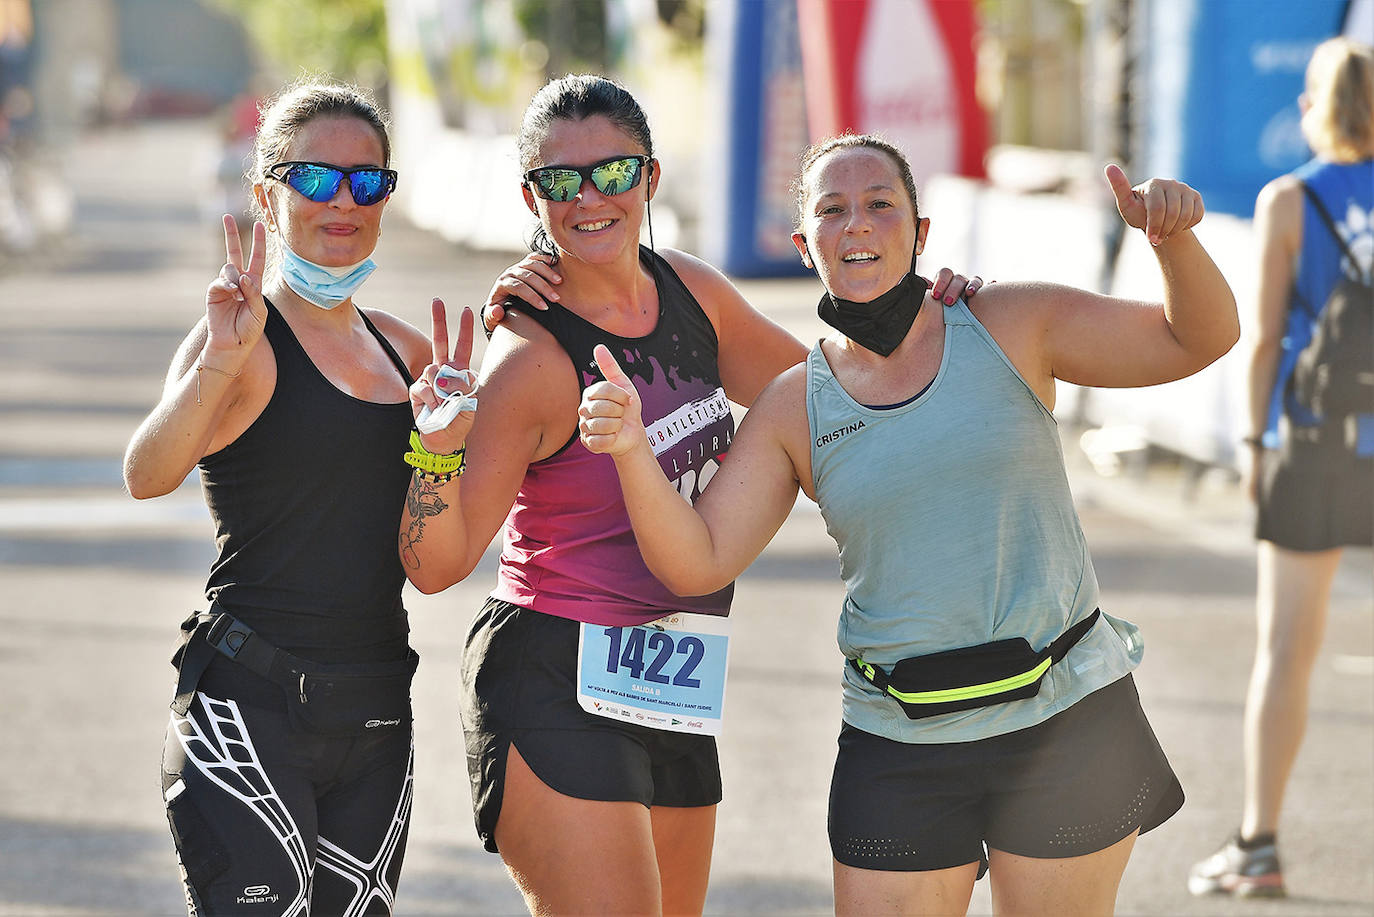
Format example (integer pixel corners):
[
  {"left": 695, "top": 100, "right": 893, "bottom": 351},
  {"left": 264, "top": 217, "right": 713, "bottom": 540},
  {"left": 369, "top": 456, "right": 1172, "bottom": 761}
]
[{"left": 815, "top": 246, "right": 928, "bottom": 357}]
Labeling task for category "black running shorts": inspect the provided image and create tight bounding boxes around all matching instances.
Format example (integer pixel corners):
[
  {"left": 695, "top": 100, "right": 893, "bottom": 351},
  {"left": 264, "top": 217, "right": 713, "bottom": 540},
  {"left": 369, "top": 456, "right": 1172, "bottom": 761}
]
[
  {"left": 828, "top": 674, "right": 1183, "bottom": 873},
  {"left": 1256, "top": 431, "right": 1374, "bottom": 551},
  {"left": 461, "top": 598, "right": 723, "bottom": 854}
]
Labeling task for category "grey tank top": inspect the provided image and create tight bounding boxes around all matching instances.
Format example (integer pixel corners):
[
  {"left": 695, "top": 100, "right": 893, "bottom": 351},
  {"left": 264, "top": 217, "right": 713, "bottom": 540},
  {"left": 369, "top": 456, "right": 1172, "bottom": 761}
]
[{"left": 807, "top": 299, "right": 1143, "bottom": 743}]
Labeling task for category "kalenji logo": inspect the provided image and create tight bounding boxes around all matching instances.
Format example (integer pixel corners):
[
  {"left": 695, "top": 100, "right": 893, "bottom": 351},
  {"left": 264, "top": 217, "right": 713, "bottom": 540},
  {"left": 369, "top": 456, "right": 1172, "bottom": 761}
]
[
  {"left": 236, "top": 885, "right": 279, "bottom": 905},
  {"left": 365, "top": 718, "right": 402, "bottom": 728}
]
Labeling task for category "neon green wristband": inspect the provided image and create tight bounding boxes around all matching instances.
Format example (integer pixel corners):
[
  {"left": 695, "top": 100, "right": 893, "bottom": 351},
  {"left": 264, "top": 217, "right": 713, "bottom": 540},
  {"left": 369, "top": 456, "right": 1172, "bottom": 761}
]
[{"left": 405, "top": 430, "right": 466, "bottom": 476}]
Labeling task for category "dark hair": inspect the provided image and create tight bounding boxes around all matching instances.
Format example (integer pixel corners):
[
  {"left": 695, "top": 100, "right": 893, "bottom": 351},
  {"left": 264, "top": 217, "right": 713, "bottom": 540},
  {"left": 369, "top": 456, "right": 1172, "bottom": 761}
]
[
  {"left": 516, "top": 74, "right": 654, "bottom": 258},
  {"left": 250, "top": 78, "right": 392, "bottom": 226},
  {"left": 792, "top": 133, "right": 920, "bottom": 232}
]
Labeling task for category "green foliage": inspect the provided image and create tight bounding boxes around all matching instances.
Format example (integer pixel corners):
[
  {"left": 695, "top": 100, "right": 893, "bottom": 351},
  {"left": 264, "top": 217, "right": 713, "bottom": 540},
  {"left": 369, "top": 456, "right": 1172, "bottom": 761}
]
[
  {"left": 207, "top": 0, "right": 390, "bottom": 90},
  {"left": 513, "top": 0, "right": 611, "bottom": 75},
  {"left": 508, "top": 0, "right": 706, "bottom": 79},
  {"left": 655, "top": 0, "right": 705, "bottom": 44}
]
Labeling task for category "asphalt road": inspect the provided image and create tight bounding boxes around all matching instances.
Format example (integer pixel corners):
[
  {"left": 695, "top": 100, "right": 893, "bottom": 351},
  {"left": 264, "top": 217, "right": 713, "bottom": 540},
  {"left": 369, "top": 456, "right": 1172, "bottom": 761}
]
[{"left": 0, "top": 120, "right": 1369, "bottom": 916}]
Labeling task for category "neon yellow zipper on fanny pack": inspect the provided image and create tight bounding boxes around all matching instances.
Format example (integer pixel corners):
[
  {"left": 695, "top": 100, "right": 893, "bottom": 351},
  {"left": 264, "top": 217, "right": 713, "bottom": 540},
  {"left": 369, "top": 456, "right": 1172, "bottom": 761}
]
[{"left": 858, "top": 656, "right": 1053, "bottom": 705}]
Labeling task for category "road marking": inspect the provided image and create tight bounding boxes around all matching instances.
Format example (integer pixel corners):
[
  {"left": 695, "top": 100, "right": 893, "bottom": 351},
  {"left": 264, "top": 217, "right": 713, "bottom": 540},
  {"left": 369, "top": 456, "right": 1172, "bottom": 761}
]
[
  {"left": 0, "top": 496, "right": 209, "bottom": 532},
  {"left": 1332, "top": 655, "right": 1374, "bottom": 677}
]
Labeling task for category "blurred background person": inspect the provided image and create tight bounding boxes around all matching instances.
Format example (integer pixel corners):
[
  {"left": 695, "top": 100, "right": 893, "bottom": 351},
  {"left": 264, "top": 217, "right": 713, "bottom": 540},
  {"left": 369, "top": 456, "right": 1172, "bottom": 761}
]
[
  {"left": 0, "top": 0, "right": 35, "bottom": 252},
  {"left": 199, "top": 87, "right": 263, "bottom": 258},
  {"left": 1190, "top": 36, "right": 1374, "bottom": 900}
]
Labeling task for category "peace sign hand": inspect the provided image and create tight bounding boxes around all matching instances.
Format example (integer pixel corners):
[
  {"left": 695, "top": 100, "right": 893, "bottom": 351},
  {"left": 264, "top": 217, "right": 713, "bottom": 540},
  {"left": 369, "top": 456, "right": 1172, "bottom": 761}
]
[
  {"left": 579, "top": 344, "right": 645, "bottom": 458},
  {"left": 204, "top": 214, "right": 268, "bottom": 367},
  {"left": 1104, "top": 164, "right": 1205, "bottom": 247},
  {"left": 410, "top": 298, "right": 477, "bottom": 453}
]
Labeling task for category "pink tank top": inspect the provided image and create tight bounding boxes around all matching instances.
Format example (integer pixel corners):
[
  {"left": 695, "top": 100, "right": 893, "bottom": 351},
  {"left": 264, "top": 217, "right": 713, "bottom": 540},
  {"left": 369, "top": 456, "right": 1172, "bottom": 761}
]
[{"left": 490, "top": 248, "right": 735, "bottom": 625}]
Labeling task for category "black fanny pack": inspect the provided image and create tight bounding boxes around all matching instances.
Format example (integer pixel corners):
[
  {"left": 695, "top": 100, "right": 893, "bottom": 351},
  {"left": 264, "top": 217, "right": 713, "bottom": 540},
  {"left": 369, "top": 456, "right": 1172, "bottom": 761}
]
[
  {"left": 849, "top": 609, "right": 1101, "bottom": 720},
  {"left": 171, "top": 608, "right": 418, "bottom": 736}
]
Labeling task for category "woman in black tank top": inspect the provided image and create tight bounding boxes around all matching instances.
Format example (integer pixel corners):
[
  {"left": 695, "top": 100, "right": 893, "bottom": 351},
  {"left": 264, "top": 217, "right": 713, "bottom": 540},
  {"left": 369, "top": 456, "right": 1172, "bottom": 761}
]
[{"left": 124, "top": 80, "right": 435, "bottom": 916}]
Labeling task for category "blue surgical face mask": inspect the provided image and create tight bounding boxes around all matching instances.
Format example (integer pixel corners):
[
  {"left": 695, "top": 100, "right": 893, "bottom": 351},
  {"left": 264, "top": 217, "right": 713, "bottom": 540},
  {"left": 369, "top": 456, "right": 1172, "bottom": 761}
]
[{"left": 277, "top": 241, "right": 377, "bottom": 310}]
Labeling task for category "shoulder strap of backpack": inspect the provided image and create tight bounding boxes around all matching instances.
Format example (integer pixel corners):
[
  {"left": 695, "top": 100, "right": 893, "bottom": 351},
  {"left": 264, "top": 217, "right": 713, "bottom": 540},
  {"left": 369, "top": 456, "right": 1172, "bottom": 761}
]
[{"left": 1299, "top": 181, "right": 1361, "bottom": 279}]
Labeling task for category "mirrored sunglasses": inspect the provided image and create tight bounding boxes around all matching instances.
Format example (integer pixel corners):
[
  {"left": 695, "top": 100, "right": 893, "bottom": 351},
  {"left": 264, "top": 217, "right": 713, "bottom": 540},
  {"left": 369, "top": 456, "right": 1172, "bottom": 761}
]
[
  {"left": 267, "top": 161, "right": 398, "bottom": 206},
  {"left": 524, "top": 155, "right": 648, "bottom": 202}
]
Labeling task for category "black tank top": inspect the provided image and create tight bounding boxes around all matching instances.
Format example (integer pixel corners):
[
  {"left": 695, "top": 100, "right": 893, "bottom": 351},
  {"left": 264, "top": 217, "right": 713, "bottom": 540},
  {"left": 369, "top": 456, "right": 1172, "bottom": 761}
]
[{"left": 198, "top": 299, "right": 415, "bottom": 664}]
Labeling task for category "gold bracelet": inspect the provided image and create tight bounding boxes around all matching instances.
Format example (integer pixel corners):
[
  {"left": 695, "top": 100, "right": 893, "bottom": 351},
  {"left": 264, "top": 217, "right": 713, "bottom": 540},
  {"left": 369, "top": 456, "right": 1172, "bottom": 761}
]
[{"left": 195, "top": 361, "right": 241, "bottom": 405}]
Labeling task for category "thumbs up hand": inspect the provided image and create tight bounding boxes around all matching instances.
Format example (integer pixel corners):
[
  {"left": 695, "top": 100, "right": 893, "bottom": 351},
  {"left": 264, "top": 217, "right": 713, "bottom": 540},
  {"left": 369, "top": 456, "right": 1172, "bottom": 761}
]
[
  {"left": 579, "top": 344, "right": 645, "bottom": 457},
  {"left": 1104, "top": 163, "right": 1204, "bottom": 247}
]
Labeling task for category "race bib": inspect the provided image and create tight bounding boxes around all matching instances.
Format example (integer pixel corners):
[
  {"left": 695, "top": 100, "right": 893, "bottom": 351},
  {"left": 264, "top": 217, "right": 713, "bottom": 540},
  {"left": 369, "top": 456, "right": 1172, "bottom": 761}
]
[{"left": 576, "top": 612, "right": 730, "bottom": 736}]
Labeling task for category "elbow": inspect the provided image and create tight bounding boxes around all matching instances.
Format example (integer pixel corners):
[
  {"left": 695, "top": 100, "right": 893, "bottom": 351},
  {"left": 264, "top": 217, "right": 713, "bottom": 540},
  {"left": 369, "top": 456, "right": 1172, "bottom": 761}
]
[
  {"left": 122, "top": 441, "right": 179, "bottom": 499},
  {"left": 405, "top": 567, "right": 461, "bottom": 595},
  {"left": 403, "top": 557, "right": 473, "bottom": 595},
  {"left": 122, "top": 464, "right": 172, "bottom": 500},
  {"left": 654, "top": 565, "right": 728, "bottom": 598},
  {"left": 408, "top": 576, "right": 449, "bottom": 596},
  {"left": 406, "top": 570, "right": 456, "bottom": 595},
  {"left": 1207, "top": 320, "right": 1242, "bottom": 366},
  {"left": 1184, "top": 309, "right": 1241, "bottom": 371},
  {"left": 126, "top": 483, "right": 161, "bottom": 501},
  {"left": 1221, "top": 293, "right": 1243, "bottom": 354}
]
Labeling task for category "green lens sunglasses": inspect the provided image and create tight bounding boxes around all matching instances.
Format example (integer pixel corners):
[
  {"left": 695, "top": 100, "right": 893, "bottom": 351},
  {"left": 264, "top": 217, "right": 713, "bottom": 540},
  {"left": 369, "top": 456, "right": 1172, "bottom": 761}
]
[{"left": 524, "top": 155, "right": 649, "bottom": 202}]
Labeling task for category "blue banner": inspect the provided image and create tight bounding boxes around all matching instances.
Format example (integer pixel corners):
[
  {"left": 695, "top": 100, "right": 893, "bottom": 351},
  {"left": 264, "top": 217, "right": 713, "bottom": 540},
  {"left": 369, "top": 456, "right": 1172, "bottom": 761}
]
[{"left": 1139, "top": 0, "right": 1348, "bottom": 217}]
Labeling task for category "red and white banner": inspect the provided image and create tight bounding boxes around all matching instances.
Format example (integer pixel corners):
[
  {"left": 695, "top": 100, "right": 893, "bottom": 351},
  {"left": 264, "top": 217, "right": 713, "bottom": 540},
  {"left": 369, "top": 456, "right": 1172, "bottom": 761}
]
[{"left": 796, "top": 0, "right": 986, "bottom": 182}]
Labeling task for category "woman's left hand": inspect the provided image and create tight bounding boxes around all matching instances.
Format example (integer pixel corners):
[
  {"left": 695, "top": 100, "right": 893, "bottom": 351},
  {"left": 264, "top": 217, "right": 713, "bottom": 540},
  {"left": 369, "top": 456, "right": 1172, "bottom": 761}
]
[
  {"left": 1105, "top": 164, "right": 1205, "bottom": 247},
  {"left": 480, "top": 253, "right": 562, "bottom": 335},
  {"left": 930, "top": 269, "right": 986, "bottom": 306},
  {"left": 410, "top": 298, "right": 478, "bottom": 454}
]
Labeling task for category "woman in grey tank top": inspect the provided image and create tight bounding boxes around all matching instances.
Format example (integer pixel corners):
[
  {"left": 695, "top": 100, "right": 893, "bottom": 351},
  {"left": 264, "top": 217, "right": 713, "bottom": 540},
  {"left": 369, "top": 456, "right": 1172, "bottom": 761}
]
[{"left": 577, "top": 134, "right": 1239, "bottom": 915}]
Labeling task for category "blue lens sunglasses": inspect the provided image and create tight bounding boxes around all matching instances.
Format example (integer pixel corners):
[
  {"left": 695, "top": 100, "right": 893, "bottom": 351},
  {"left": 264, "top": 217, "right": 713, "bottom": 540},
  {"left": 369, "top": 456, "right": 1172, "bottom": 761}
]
[{"left": 267, "top": 161, "right": 398, "bottom": 206}]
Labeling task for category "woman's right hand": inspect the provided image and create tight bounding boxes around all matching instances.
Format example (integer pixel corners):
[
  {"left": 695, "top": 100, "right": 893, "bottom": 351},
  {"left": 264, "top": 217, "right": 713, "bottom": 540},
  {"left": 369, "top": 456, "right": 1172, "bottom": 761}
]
[
  {"left": 579, "top": 344, "right": 646, "bottom": 458},
  {"left": 204, "top": 214, "right": 268, "bottom": 367},
  {"left": 480, "top": 252, "right": 562, "bottom": 334}
]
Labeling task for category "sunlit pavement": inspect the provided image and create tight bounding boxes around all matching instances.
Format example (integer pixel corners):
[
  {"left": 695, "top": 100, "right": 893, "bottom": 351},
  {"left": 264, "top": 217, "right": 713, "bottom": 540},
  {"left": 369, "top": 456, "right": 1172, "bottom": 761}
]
[{"left": 0, "top": 121, "right": 1368, "bottom": 916}]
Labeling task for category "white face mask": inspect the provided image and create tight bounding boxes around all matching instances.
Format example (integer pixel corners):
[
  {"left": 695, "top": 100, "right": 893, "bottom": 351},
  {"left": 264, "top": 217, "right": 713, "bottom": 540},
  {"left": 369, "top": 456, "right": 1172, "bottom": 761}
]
[{"left": 276, "top": 241, "right": 377, "bottom": 310}]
